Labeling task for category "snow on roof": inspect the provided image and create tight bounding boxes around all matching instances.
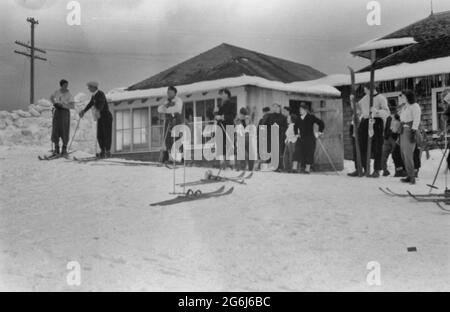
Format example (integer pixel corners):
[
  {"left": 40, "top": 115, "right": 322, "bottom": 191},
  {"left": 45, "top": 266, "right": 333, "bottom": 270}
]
[
  {"left": 312, "top": 56, "right": 450, "bottom": 87},
  {"left": 107, "top": 75, "right": 341, "bottom": 102},
  {"left": 351, "top": 37, "right": 417, "bottom": 53}
]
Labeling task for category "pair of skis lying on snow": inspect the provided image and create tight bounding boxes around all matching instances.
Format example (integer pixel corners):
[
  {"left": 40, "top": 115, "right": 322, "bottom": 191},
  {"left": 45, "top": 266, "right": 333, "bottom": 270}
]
[
  {"left": 379, "top": 187, "right": 450, "bottom": 212},
  {"left": 150, "top": 185, "right": 234, "bottom": 206},
  {"left": 150, "top": 171, "right": 253, "bottom": 206},
  {"left": 178, "top": 171, "right": 253, "bottom": 187}
]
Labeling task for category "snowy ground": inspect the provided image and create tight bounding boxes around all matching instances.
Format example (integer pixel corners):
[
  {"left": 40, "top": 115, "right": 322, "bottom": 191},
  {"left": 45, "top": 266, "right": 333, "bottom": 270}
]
[{"left": 0, "top": 145, "right": 449, "bottom": 291}]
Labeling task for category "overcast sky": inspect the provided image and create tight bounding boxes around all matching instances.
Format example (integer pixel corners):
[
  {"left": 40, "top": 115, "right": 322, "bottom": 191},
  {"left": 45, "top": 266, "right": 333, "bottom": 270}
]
[{"left": 1, "top": 0, "right": 449, "bottom": 111}]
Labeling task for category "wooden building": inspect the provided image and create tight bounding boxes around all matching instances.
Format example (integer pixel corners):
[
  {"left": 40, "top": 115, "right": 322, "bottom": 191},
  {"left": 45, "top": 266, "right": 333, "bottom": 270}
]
[
  {"left": 107, "top": 43, "right": 344, "bottom": 170},
  {"left": 318, "top": 10, "right": 450, "bottom": 159}
]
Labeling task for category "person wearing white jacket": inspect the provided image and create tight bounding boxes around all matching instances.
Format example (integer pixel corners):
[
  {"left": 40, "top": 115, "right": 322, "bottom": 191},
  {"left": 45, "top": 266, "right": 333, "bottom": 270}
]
[
  {"left": 354, "top": 84, "right": 390, "bottom": 178},
  {"left": 283, "top": 114, "right": 299, "bottom": 173},
  {"left": 399, "top": 90, "right": 422, "bottom": 185}
]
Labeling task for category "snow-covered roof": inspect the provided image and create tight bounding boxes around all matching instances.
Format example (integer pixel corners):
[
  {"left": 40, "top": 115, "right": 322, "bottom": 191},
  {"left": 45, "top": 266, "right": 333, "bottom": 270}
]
[
  {"left": 107, "top": 75, "right": 341, "bottom": 102},
  {"left": 311, "top": 56, "right": 450, "bottom": 87},
  {"left": 351, "top": 37, "right": 417, "bottom": 53}
]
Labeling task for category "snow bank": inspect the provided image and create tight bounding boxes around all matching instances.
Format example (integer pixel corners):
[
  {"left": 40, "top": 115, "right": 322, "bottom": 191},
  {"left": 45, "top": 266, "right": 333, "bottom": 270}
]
[
  {"left": 107, "top": 75, "right": 341, "bottom": 102},
  {"left": 0, "top": 94, "right": 98, "bottom": 153},
  {"left": 351, "top": 37, "right": 417, "bottom": 53},
  {"left": 308, "top": 56, "right": 450, "bottom": 87}
]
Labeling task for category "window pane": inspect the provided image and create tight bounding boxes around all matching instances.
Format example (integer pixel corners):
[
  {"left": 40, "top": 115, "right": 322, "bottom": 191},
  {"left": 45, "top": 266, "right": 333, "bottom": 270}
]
[
  {"left": 184, "top": 102, "right": 194, "bottom": 123},
  {"left": 205, "top": 99, "right": 215, "bottom": 122},
  {"left": 123, "top": 129, "right": 131, "bottom": 149},
  {"left": 116, "top": 130, "right": 123, "bottom": 152},
  {"left": 115, "top": 111, "right": 123, "bottom": 130},
  {"left": 123, "top": 110, "right": 131, "bottom": 129}
]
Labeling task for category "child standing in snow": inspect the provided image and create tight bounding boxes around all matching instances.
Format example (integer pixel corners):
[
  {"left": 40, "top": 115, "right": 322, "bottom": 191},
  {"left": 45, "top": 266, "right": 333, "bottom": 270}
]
[{"left": 283, "top": 114, "right": 298, "bottom": 173}]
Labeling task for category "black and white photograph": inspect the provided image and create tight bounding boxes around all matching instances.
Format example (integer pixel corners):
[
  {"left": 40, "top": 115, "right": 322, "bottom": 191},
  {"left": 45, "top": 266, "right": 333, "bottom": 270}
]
[{"left": 0, "top": 0, "right": 449, "bottom": 295}]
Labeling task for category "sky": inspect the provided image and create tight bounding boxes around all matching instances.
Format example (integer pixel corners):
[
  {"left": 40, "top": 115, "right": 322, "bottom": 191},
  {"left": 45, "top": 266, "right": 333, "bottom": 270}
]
[{"left": 1, "top": 0, "right": 449, "bottom": 111}]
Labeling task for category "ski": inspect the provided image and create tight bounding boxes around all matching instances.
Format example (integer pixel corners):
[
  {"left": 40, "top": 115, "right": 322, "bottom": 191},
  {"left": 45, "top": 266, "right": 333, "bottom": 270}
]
[
  {"left": 38, "top": 151, "right": 76, "bottom": 161},
  {"left": 405, "top": 192, "right": 450, "bottom": 203},
  {"left": 150, "top": 186, "right": 233, "bottom": 206},
  {"left": 178, "top": 172, "right": 252, "bottom": 187},
  {"left": 379, "top": 187, "right": 447, "bottom": 198},
  {"left": 436, "top": 202, "right": 450, "bottom": 213},
  {"left": 72, "top": 156, "right": 100, "bottom": 163}
]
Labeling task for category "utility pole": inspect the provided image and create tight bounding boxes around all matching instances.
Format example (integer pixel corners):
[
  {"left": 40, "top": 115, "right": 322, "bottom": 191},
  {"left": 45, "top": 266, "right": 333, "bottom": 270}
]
[{"left": 14, "top": 17, "right": 47, "bottom": 104}]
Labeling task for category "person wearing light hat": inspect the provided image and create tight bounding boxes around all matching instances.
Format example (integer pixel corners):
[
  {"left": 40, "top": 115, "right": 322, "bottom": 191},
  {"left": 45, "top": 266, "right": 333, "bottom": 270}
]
[{"left": 79, "top": 81, "right": 113, "bottom": 158}]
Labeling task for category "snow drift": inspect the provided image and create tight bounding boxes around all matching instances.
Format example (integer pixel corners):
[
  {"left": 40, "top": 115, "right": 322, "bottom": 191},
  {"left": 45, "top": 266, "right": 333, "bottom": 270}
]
[{"left": 0, "top": 94, "right": 98, "bottom": 153}]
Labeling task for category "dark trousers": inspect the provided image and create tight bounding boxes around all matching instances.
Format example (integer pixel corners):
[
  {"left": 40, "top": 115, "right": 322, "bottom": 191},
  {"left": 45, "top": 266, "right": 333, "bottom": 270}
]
[
  {"left": 294, "top": 137, "right": 316, "bottom": 166},
  {"left": 97, "top": 111, "right": 113, "bottom": 152},
  {"left": 52, "top": 109, "right": 70, "bottom": 146},
  {"left": 358, "top": 118, "right": 384, "bottom": 171}
]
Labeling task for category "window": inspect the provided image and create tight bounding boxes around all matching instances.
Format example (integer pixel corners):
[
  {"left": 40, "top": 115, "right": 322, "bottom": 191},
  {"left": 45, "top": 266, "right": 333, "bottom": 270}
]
[
  {"left": 115, "top": 110, "right": 131, "bottom": 152},
  {"left": 289, "top": 100, "right": 312, "bottom": 115},
  {"left": 150, "top": 106, "right": 164, "bottom": 150},
  {"left": 183, "top": 102, "right": 194, "bottom": 124},
  {"left": 133, "top": 108, "right": 149, "bottom": 150},
  {"left": 432, "top": 88, "right": 448, "bottom": 132},
  {"left": 195, "top": 99, "right": 215, "bottom": 122}
]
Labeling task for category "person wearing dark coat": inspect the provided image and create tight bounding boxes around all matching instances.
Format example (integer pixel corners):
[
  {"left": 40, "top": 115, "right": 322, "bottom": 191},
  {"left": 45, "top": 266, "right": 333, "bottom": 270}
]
[
  {"left": 215, "top": 89, "right": 236, "bottom": 166},
  {"left": 293, "top": 102, "right": 325, "bottom": 174},
  {"left": 79, "top": 81, "right": 113, "bottom": 158},
  {"left": 257, "top": 106, "right": 271, "bottom": 164},
  {"left": 267, "top": 103, "right": 288, "bottom": 171}
]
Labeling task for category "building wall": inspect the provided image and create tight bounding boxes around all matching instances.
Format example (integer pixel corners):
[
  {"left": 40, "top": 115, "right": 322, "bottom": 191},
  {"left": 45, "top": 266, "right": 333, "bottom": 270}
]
[{"left": 110, "top": 85, "right": 344, "bottom": 171}]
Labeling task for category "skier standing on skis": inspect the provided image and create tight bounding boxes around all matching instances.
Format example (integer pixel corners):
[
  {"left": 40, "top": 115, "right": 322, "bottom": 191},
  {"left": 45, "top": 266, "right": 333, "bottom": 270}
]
[
  {"left": 50, "top": 79, "right": 74, "bottom": 156},
  {"left": 398, "top": 90, "right": 422, "bottom": 185},
  {"left": 215, "top": 89, "right": 236, "bottom": 169},
  {"left": 79, "top": 81, "right": 113, "bottom": 158},
  {"left": 158, "top": 86, "right": 183, "bottom": 163},
  {"left": 349, "top": 84, "right": 389, "bottom": 178}
]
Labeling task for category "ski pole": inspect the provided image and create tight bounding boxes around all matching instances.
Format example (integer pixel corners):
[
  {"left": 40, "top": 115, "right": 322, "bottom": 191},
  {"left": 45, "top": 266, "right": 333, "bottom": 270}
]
[
  {"left": 427, "top": 143, "right": 448, "bottom": 192},
  {"left": 317, "top": 137, "right": 339, "bottom": 175},
  {"left": 67, "top": 117, "right": 81, "bottom": 153}
]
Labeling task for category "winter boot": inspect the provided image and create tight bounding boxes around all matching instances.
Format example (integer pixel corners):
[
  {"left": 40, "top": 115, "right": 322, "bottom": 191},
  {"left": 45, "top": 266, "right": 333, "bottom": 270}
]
[
  {"left": 394, "top": 169, "right": 407, "bottom": 177},
  {"left": 105, "top": 151, "right": 111, "bottom": 158},
  {"left": 61, "top": 146, "right": 68, "bottom": 156},
  {"left": 369, "top": 170, "right": 380, "bottom": 178},
  {"left": 348, "top": 170, "right": 361, "bottom": 177},
  {"left": 401, "top": 177, "right": 415, "bottom": 184},
  {"left": 53, "top": 145, "right": 60, "bottom": 156},
  {"left": 382, "top": 170, "right": 390, "bottom": 177}
]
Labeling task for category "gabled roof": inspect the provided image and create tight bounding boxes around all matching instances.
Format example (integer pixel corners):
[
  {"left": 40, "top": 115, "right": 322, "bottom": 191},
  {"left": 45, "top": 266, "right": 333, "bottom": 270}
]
[
  {"left": 127, "top": 43, "right": 325, "bottom": 91},
  {"left": 358, "top": 35, "right": 450, "bottom": 72},
  {"left": 381, "top": 10, "right": 450, "bottom": 42},
  {"left": 351, "top": 10, "right": 450, "bottom": 58}
]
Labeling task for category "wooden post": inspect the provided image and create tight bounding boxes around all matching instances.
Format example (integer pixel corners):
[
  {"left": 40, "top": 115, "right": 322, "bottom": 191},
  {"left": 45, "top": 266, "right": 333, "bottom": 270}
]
[
  {"left": 366, "top": 50, "right": 376, "bottom": 177},
  {"left": 349, "top": 67, "right": 363, "bottom": 176}
]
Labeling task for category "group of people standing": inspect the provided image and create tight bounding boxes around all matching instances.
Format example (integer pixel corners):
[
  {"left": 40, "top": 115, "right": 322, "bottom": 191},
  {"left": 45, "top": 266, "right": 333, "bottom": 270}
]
[
  {"left": 157, "top": 87, "right": 326, "bottom": 173},
  {"left": 50, "top": 80, "right": 113, "bottom": 158},
  {"left": 256, "top": 102, "right": 325, "bottom": 173},
  {"left": 348, "top": 84, "right": 422, "bottom": 185}
]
